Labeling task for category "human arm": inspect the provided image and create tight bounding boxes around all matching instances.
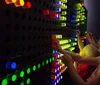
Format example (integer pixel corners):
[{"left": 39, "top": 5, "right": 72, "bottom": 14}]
[
  {"left": 62, "top": 54, "right": 100, "bottom": 85},
  {"left": 67, "top": 62, "right": 85, "bottom": 85},
  {"left": 53, "top": 39, "right": 100, "bottom": 66},
  {"left": 62, "top": 50, "right": 100, "bottom": 65}
]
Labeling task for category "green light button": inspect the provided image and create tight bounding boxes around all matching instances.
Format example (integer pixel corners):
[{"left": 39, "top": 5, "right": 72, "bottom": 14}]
[
  {"left": 20, "top": 82, "right": 24, "bottom": 85},
  {"left": 33, "top": 65, "right": 36, "bottom": 71},
  {"left": 12, "top": 74, "right": 17, "bottom": 82},
  {"left": 26, "top": 78, "right": 30, "bottom": 84},
  {"left": 52, "top": 57, "right": 54, "bottom": 61},
  {"left": 20, "top": 71, "right": 24, "bottom": 78},
  {"left": 2, "top": 79, "right": 8, "bottom": 85},
  {"left": 42, "top": 61, "right": 45, "bottom": 66},
  {"left": 27, "top": 68, "right": 31, "bottom": 74},
  {"left": 46, "top": 60, "right": 49, "bottom": 64},
  {"left": 52, "top": 50, "right": 55, "bottom": 54},
  {"left": 37, "top": 63, "right": 41, "bottom": 68},
  {"left": 49, "top": 58, "right": 52, "bottom": 62}
]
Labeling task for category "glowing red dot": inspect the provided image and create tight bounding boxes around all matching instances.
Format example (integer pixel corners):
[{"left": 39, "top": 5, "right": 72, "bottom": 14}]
[
  {"left": 52, "top": 42, "right": 57, "bottom": 48},
  {"left": 23, "top": 1, "right": 31, "bottom": 9},
  {"left": 43, "top": 10, "right": 50, "bottom": 15},
  {"left": 54, "top": 55, "right": 58, "bottom": 59},
  {"left": 52, "top": 62, "right": 58, "bottom": 66},
  {"left": 50, "top": 12, "right": 57, "bottom": 18}
]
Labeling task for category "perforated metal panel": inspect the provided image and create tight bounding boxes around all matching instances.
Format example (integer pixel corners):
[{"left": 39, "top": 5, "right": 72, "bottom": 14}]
[{"left": 0, "top": 0, "right": 87, "bottom": 85}]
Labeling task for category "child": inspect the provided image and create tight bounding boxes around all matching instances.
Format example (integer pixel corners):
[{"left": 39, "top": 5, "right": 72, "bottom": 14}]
[
  {"left": 75, "top": 31, "right": 100, "bottom": 80},
  {"left": 53, "top": 32, "right": 100, "bottom": 85}
]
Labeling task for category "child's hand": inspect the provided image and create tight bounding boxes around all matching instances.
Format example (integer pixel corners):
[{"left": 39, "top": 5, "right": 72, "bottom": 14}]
[
  {"left": 74, "top": 30, "right": 80, "bottom": 37},
  {"left": 62, "top": 54, "right": 74, "bottom": 66},
  {"left": 86, "top": 32, "right": 99, "bottom": 48},
  {"left": 75, "top": 30, "right": 80, "bottom": 35}
]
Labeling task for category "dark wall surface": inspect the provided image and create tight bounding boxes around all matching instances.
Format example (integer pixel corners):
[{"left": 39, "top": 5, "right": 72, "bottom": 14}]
[{"left": 84, "top": 0, "right": 100, "bottom": 41}]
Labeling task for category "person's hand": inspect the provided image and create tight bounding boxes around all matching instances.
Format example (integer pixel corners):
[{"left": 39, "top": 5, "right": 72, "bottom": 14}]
[
  {"left": 62, "top": 54, "right": 74, "bottom": 66},
  {"left": 74, "top": 30, "right": 80, "bottom": 38},
  {"left": 86, "top": 32, "right": 99, "bottom": 48},
  {"left": 74, "top": 30, "right": 80, "bottom": 36}
]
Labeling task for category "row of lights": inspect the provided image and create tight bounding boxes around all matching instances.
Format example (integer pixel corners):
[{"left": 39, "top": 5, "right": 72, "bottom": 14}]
[
  {"left": 52, "top": 35, "right": 62, "bottom": 85},
  {"left": 56, "top": 0, "right": 67, "bottom": 27},
  {"left": 43, "top": 9, "right": 59, "bottom": 19},
  {"left": 52, "top": 35, "right": 77, "bottom": 51},
  {"left": 43, "top": 1, "right": 68, "bottom": 27},
  {"left": 5, "top": 0, "right": 31, "bottom": 8},
  {"left": 51, "top": 53, "right": 67, "bottom": 85},
  {"left": 1, "top": 77, "right": 30, "bottom": 85},
  {"left": 75, "top": 3, "right": 86, "bottom": 24},
  {"left": 51, "top": 31, "right": 80, "bottom": 85},
  {"left": 42, "top": 1, "right": 67, "bottom": 85},
  {"left": 1, "top": 57, "right": 54, "bottom": 85},
  {"left": 52, "top": 35, "right": 78, "bottom": 42}
]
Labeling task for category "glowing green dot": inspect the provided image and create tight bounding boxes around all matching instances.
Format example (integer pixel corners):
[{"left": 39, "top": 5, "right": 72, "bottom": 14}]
[
  {"left": 12, "top": 74, "right": 17, "bottom": 82},
  {"left": 61, "top": 11, "right": 67, "bottom": 15},
  {"left": 20, "top": 71, "right": 24, "bottom": 77},
  {"left": 42, "top": 61, "right": 45, "bottom": 66},
  {"left": 26, "top": 78, "right": 30, "bottom": 84},
  {"left": 52, "top": 50, "right": 55, "bottom": 54},
  {"left": 37, "top": 63, "right": 41, "bottom": 68},
  {"left": 20, "top": 82, "right": 24, "bottom": 85},
  {"left": 49, "top": 58, "right": 52, "bottom": 62},
  {"left": 33, "top": 65, "right": 36, "bottom": 71},
  {"left": 46, "top": 60, "right": 49, "bottom": 64},
  {"left": 2, "top": 79, "right": 8, "bottom": 85},
  {"left": 60, "top": 16, "right": 66, "bottom": 21},
  {"left": 27, "top": 68, "right": 31, "bottom": 74},
  {"left": 81, "top": 22, "right": 85, "bottom": 24},
  {"left": 52, "top": 57, "right": 54, "bottom": 61},
  {"left": 61, "top": 23, "right": 66, "bottom": 27}
]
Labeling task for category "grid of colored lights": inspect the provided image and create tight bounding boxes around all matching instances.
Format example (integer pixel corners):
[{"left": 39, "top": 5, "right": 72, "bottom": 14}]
[
  {"left": 71, "top": 2, "right": 86, "bottom": 29},
  {"left": 1, "top": 57, "right": 54, "bottom": 85},
  {"left": 5, "top": 0, "right": 31, "bottom": 8},
  {"left": 52, "top": 35, "right": 77, "bottom": 51},
  {"left": 55, "top": 0, "right": 67, "bottom": 27},
  {"left": 52, "top": 35, "right": 78, "bottom": 42},
  {"left": 51, "top": 34, "right": 78, "bottom": 85},
  {"left": 43, "top": 9, "right": 58, "bottom": 18},
  {"left": 51, "top": 50, "right": 67, "bottom": 85},
  {"left": 75, "top": 3, "right": 86, "bottom": 24},
  {"left": 59, "top": 37, "right": 77, "bottom": 51}
]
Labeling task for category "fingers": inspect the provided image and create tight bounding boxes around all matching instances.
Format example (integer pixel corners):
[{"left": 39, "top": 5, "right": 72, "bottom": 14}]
[
  {"left": 86, "top": 33, "right": 92, "bottom": 41},
  {"left": 61, "top": 56, "right": 67, "bottom": 65},
  {"left": 74, "top": 30, "right": 80, "bottom": 34},
  {"left": 86, "top": 33, "right": 98, "bottom": 47},
  {"left": 87, "top": 32, "right": 92, "bottom": 35}
]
